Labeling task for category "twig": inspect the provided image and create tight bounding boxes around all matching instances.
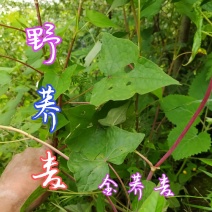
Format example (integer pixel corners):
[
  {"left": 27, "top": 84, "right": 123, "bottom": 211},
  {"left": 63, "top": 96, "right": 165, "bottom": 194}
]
[
  {"left": 106, "top": 195, "right": 118, "bottom": 212},
  {"left": 34, "top": 0, "right": 46, "bottom": 56},
  {"left": 0, "top": 54, "right": 43, "bottom": 75},
  {"left": 149, "top": 105, "right": 160, "bottom": 140},
  {"left": 67, "top": 102, "right": 90, "bottom": 104},
  {"left": 130, "top": 0, "right": 138, "bottom": 35},
  {"left": 123, "top": 7, "right": 129, "bottom": 36},
  {"left": 108, "top": 163, "right": 131, "bottom": 209},
  {"left": 0, "top": 125, "right": 69, "bottom": 160},
  {"left": 135, "top": 93, "right": 139, "bottom": 132},
  {"left": 147, "top": 78, "right": 212, "bottom": 180},
  {"left": 61, "top": 170, "right": 75, "bottom": 182},
  {"left": 34, "top": 0, "right": 43, "bottom": 26},
  {"left": 134, "top": 150, "right": 154, "bottom": 168},
  {"left": 63, "top": 0, "right": 84, "bottom": 70},
  {"left": 0, "top": 23, "right": 25, "bottom": 33}
]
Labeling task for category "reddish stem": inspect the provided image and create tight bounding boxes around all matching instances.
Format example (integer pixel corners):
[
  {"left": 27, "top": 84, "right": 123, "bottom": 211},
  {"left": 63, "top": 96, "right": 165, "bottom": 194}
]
[{"left": 147, "top": 78, "right": 212, "bottom": 180}]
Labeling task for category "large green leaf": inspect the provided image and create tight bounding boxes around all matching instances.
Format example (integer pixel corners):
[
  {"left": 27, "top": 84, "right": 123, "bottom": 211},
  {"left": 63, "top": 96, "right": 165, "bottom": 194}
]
[
  {"left": 42, "top": 65, "right": 77, "bottom": 99},
  {"left": 98, "top": 102, "right": 129, "bottom": 126},
  {"left": 168, "top": 125, "right": 211, "bottom": 160},
  {"left": 138, "top": 188, "right": 168, "bottom": 212},
  {"left": 91, "top": 58, "right": 179, "bottom": 106},
  {"left": 63, "top": 105, "right": 96, "bottom": 131},
  {"left": 67, "top": 126, "right": 144, "bottom": 191},
  {"left": 132, "top": 180, "right": 156, "bottom": 211},
  {"left": 160, "top": 94, "right": 201, "bottom": 126},
  {"left": 189, "top": 64, "right": 212, "bottom": 111},
  {"left": 140, "top": 0, "right": 164, "bottom": 18},
  {"left": 108, "top": 0, "right": 129, "bottom": 12},
  {"left": 86, "top": 10, "right": 118, "bottom": 28},
  {"left": 98, "top": 33, "right": 139, "bottom": 75}
]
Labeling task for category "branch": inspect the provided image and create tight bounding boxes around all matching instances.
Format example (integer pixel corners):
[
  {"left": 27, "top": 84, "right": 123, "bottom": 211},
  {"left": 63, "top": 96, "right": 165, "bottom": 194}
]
[
  {"left": 34, "top": 0, "right": 46, "bottom": 56},
  {"left": 0, "top": 54, "right": 43, "bottom": 75},
  {"left": 0, "top": 125, "right": 69, "bottom": 161},
  {"left": 34, "top": 0, "right": 43, "bottom": 26},
  {"left": 106, "top": 195, "right": 118, "bottom": 212},
  {"left": 108, "top": 163, "right": 131, "bottom": 209},
  {"left": 134, "top": 150, "right": 154, "bottom": 168},
  {"left": 0, "top": 23, "right": 25, "bottom": 33},
  {"left": 63, "top": 0, "right": 84, "bottom": 70},
  {"left": 147, "top": 78, "right": 212, "bottom": 180}
]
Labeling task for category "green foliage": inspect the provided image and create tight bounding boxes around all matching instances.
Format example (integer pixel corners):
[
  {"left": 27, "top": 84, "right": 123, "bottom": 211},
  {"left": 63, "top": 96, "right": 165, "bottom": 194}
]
[
  {"left": 86, "top": 10, "right": 118, "bottom": 28},
  {"left": 168, "top": 125, "right": 211, "bottom": 160},
  {"left": 1, "top": 0, "right": 212, "bottom": 211},
  {"left": 67, "top": 126, "right": 144, "bottom": 191}
]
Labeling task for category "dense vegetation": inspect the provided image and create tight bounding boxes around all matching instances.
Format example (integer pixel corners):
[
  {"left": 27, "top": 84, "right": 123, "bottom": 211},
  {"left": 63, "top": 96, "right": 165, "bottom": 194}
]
[{"left": 0, "top": 0, "right": 212, "bottom": 211}]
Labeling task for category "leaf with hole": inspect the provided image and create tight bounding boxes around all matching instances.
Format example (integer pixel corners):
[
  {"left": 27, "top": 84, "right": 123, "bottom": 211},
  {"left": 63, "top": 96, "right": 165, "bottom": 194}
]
[{"left": 91, "top": 58, "right": 179, "bottom": 106}]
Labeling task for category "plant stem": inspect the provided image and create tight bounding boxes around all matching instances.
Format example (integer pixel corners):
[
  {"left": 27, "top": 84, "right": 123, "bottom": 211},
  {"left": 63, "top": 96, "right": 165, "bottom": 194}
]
[
  {"left": 63, "top": 0, "right": 84, "bottom": 71},
  {"left": 130, "top": 0, "right": 138, "bottom": 36},
  {"left": 123, "top": 6, "right": 129, "bottom": 36},
  {"left": 147, "top": 78, "right": 212, "bottom": 180},
  {"left": 34, "top": 0, "right": 46, "bottom": 56},
  {"left": 0, "top": 54, "right": 43, "bottom": 75},
  {"left": 61, "top": 170, "right": 75, "bottom": 182},
  {"left": 0, "top": 23, "right": 25, "bottom": 33},
  {"left": 134, "top": 150, "right": 154, "bottom": 168},
  {"left": 0, "top": 125, "right": 69, "bottom": 160},
  {"left": 108, "top": 163, "right": 131, "bottom": 209},
  {"left": 34, "top": 0, "right": 43, "bottom": 26},
  {"left": 175, "top": 158, "right": 187, "bottom": 179},
  {"left": 106, "top": 195, "right": 118, "bottom": 212}
]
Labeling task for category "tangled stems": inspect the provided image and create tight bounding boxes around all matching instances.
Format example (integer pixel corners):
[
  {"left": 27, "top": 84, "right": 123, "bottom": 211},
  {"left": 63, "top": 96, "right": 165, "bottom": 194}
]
[{"left": 147, "top": 78, "right": 212, "bottom": 180}]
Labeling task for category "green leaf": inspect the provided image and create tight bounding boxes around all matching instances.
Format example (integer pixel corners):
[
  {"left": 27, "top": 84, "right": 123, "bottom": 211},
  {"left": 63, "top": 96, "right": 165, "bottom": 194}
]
[
  {"left": 54, "top": 113, "right": 69, "bottom": 131},
  {"left": 96, "top": 193, "right": 105, "bottom": 212},
  {"left": 63, "top": 105, "right": 96, "bottom": 131},
  {"left": 98, "top": 33, "right": 139, "bottom": 75},
  {"left": 42, "top": 65, "right": 77, "bottom": 99},
  {"left": 140, "top": 0, "right": 164, "bottom": 18},
  {"left": 0, "top": 72, "right": 11, "bottom": 86},
  {"left": 25, "top": 46, "right": 43, "bottom": 65},
  {"left": 20, "top": 186, "right": 47, "bottom": 212},
  {"left": 108, "top": 0, "right": 129, "bottom": 12},
  {"left": 98, "top": 102, "right": 129, "bottom": 126},
  {"left": 198, "top": 158, "right": 212, "bottom": 166},
  {"left": 168, "top": 125, "right": 211, "bottom": 160},
  {"left": 91, "top": 58, "right": 179, "bottom": 106},
  {"left": 186, "top": 6, "right": 203, "bottom": 65},
  {"left": 0, "top": 87, "right": 28, "bottom": 125},
  {"left": 84, "top": 41, "right": 102, "bottom": 67},
  {"left": 189, "top": 67, "right": 212, "bottom": 110},
  {"left": 174, "top": 1, "right": 203, "bottom": 65},
  {"left": 86, "top": 10, "right": 118, "bottom": 28},
  {"left": 199, "top": 169, "right": 212, "bottom": 178},
  {"left": 160, "top": 95, "right": 201, "bottom": 125},
  {"left": 67, "top": 126, "right": 144, "bottom": 191},
  {"left": 132, "top": 180, "right": 156, "bottom": 210},
  {"left": 138, "top": 188, "right": 168, "bottom": 212}
]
